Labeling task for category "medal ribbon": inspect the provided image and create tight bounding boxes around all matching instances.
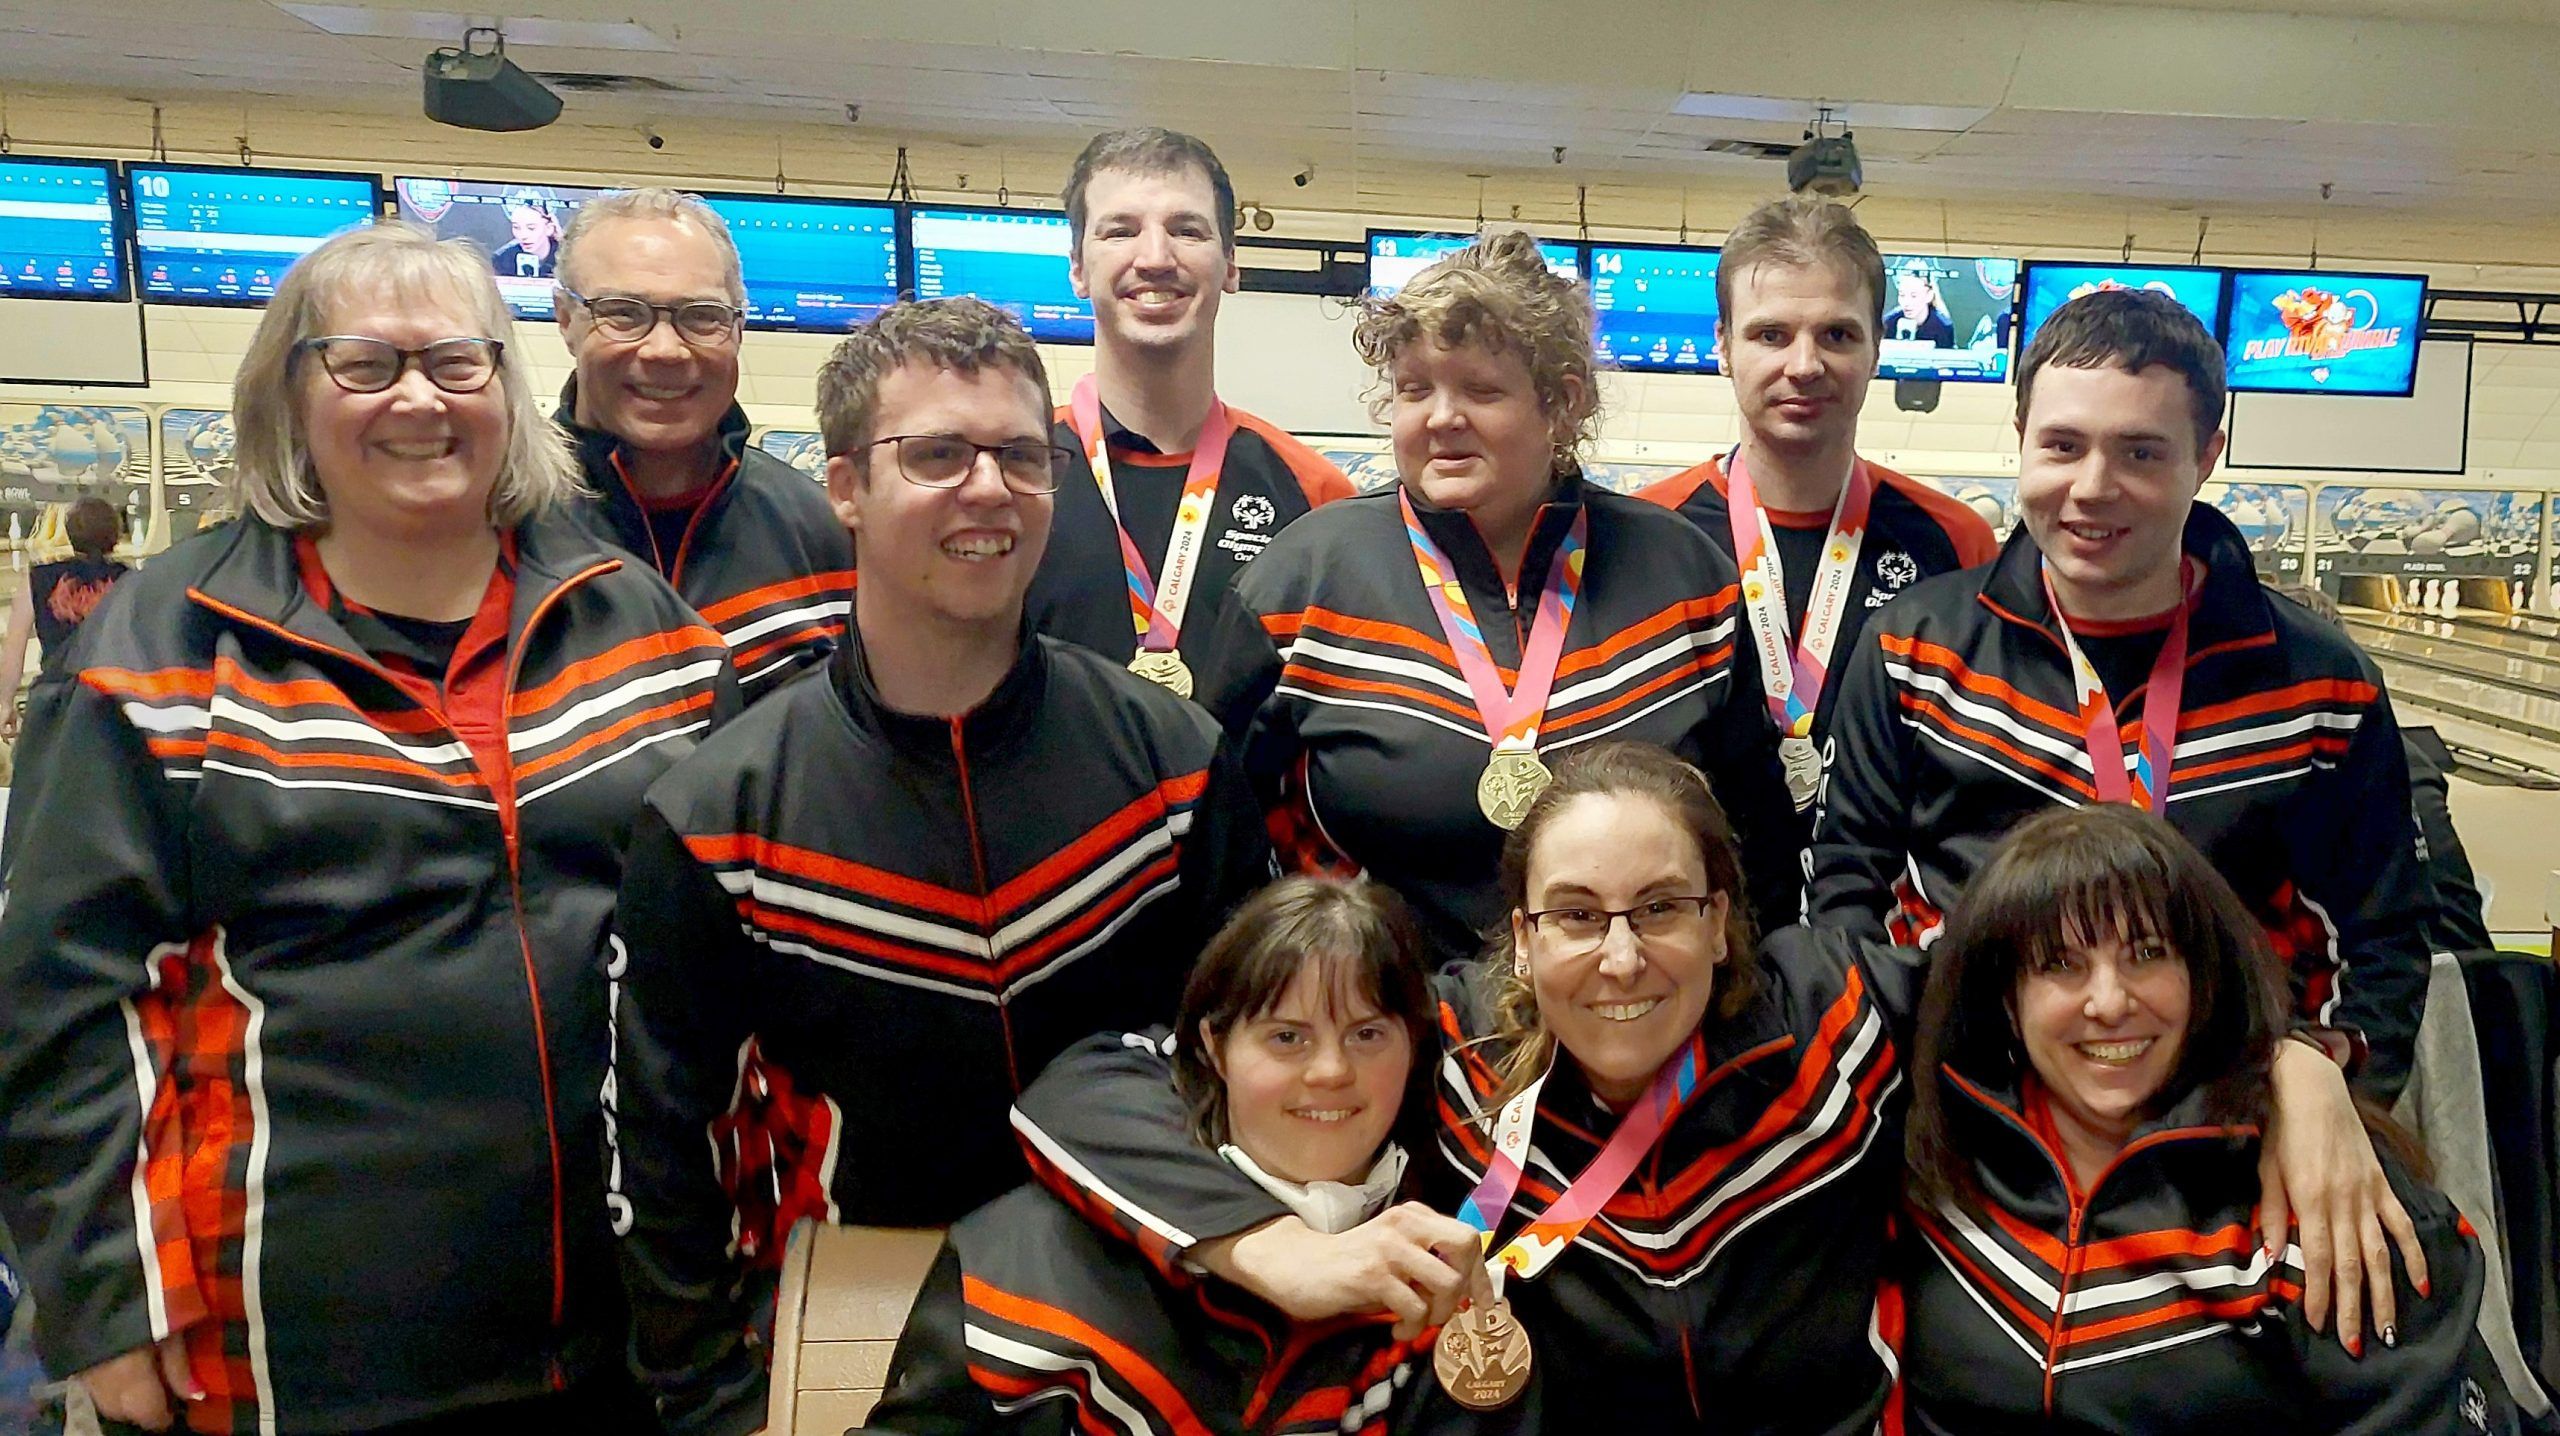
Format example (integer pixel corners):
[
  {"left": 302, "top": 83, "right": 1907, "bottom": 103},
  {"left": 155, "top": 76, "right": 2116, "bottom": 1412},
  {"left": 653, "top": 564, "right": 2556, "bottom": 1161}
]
[
  {"left": 1724, "top": 451, "right": 1874, "bottom": 740},
  {"left": 1066, "top": 374, "right": 1236, "bottom": 653},
  {"left": 1456, "top": 1032, "right": 1708, "bottom": 1287},
  {"left": 2044, "top": 557, "right": 2197, "bottom": 810},
  {"left": 1399, "top": 490, "right": 1588, "bottom": 755}
]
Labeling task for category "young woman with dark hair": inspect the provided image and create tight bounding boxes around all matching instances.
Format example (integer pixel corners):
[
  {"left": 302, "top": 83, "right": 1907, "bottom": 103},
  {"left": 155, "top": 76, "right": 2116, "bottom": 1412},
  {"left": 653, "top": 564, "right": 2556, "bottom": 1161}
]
[
  {"left": 1893, "top": 803, "right": 2508, "bottom": 1435},
  {"left": 866, "top": 875, "right": 1453, "bottom": 1434}
]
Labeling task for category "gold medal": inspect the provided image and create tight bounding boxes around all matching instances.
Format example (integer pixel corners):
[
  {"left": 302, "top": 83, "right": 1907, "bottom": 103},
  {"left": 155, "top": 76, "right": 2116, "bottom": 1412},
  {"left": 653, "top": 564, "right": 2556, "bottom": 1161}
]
[
  {"left": 1476, "top": 749, "right": 1552, "bottom": 831},
  {"left": 1127, "top": 649, "right": 1195, "bottom": 700},
  {"left": 1434, "top": 1297, "right": 1533, "bottom": 1411}
]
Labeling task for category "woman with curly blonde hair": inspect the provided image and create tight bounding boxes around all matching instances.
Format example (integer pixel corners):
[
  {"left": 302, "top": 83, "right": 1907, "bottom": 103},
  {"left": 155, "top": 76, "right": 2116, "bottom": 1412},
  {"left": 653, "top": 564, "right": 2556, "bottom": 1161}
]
[{"left": 1187, "top": 230, "right": 1804, "bottom": 962}]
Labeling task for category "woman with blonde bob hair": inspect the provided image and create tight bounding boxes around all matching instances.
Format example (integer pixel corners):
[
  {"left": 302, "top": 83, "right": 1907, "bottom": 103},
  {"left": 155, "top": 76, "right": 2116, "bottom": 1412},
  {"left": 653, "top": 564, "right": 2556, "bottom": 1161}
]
[
  {"left": 1184, "top": 231, "right": 1803, "bottom": 967},
  {"left": 0, "top": 221, "right": 737, "bottom": 1434}
]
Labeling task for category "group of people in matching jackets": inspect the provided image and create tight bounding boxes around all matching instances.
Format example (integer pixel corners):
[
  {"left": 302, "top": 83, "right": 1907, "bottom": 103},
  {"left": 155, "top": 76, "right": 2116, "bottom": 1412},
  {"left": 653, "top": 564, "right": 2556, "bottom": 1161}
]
[{"left": 0, "top": 120, "right": 2516, "bottom": 1436}]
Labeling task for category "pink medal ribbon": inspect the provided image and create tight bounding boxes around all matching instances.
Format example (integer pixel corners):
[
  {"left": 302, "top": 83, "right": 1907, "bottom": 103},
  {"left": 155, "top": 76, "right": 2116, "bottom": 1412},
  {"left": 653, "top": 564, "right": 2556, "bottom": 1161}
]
[
  {"left": 1066, "top": 374, "right": 1236, "bottom": 655},
  {"left": 2045, "top": 557, "right": 2199, "bottom": 809},
  {"left": 1398, "top": 490, "right": 1588, "bottom": 760},
  {"left": 1723, "top": 451, "right": 1875, "bottom": 741}
]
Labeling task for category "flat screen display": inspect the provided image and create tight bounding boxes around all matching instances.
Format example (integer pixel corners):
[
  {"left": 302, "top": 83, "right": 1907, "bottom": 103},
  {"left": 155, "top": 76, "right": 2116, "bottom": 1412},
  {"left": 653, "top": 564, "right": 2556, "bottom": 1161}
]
[
  {"left": 907, "top": 205, "right": 1089, "bottom": 343},
  {"left": 0, "top": 156, "right": 127, "bottom": 300},
  {"left": 1368, "top": 230, "right": 1582, "bottom": 298},
  {"left": 2223, "top": 269, "right": 2428, "bottom": 397},
  {"left": 128, "top": 163, "right": 380, "bottom": 305},
  {"left": 698, "top": 192, "right": 902, "bottom": 333},
  {"left": 1878, "top": 253, "right": 2019, "bottom": 383},
  {"left": 393, "top": 177, "right": 603, "bottom": 319},
  {"left": 1588, "top": 242, "right": 1722, "bottom": 374},
  {"left": 2018, "top": 262, "right": 2226, "bottom": 353}
]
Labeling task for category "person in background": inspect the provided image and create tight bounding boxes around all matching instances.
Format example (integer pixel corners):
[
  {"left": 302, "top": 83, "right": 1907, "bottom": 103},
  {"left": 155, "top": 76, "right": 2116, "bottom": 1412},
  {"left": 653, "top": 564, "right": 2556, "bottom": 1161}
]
[
  {"left": 1808, "top": 287, "right": 2435, "bottom": 1119},
  {"left": 1884, "top": 258, "right": 1956, "bottom": 347},
  {"left": 1031, "top": 127, "right": 1355, "bottom": 694},
  {"left": 2269, "top": 580, "right": 2495, "bottom": 956},
  {"left": 0, "top": 222, "right": 737, "bottom": 1435},
  {"left": 1894, "top": 803, "right": 2507, "bottom": 1434},
  {"left": 493, "top": 186, "right": 564, "bottom": 280},
  {"left": 1199, "top": 230, "right": 1804, "bottom": 959},
  {"left": 607, "top": 296, "right": 1271, "bottom": 1436},
  {"left": 553, "top": 187, "right": 856, "bottom": 702},
  {"left": 864, "top": 876, "right": 1449, "bottom": 1435},
  {"left": 0, "top": 495, "right": 131, "bottom": 807},
  {"left": 1636, "top": 197, "right": 1995, "bottom": 811}
]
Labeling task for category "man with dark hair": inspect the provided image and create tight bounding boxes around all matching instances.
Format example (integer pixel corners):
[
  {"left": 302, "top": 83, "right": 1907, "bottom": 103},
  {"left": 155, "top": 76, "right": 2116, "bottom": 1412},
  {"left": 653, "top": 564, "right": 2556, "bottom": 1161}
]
[
  {"left": 1808, "top": 287, "right": 2432, "bottom": 1101},
  {"left": 1638, "top": 195, "right": 1995, "bottom": 809},
  {"left": 605, "top": 296, "right": 1271, "bottom": 1436},
  {"left": 1034, "top": 127, "right": 1352, "bottom": 697}
]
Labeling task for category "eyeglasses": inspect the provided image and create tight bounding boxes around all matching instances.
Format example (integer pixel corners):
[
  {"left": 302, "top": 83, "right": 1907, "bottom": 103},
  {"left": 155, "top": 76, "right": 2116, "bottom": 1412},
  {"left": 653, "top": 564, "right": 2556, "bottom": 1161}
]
[
  {"left": 558, "top": 287, "right": 744, "bottom": 345},
  {"left": 867, "top": 434, "right": 1068, "bottom": 496},
  {"left": 1522, "top": 896, "right": 1718, "bottom": 954},
  {"left": 293, "top": 336, "right": 503, "bottom": 395}
]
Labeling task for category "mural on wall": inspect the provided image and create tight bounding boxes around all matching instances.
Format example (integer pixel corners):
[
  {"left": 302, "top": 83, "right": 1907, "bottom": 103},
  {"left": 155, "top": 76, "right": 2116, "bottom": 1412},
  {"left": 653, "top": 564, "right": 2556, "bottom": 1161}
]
[
  {"left": 1917, "top": 475, "right": 2020, "bottom": 540},
  {"left": 159, "top": 409, "right": 237, "bottom": 542},
  {"left": 0, "top": 405, "right": 153, "bottom": 556},
  {"left": 2202, "top": 482, "right": 2311, "bottom": 578},
  {"left": 753, "top": 429, "right": 827, "bottom": 482},
  {"left": 2312, "top": 488, "right": 2541, "bottom": 600}
]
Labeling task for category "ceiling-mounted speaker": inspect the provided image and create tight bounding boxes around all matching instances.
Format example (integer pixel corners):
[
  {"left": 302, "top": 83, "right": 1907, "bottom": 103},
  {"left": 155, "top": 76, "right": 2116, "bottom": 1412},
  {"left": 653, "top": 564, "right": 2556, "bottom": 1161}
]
[{"left": 424, "top": 30, "right": 563, "bottom": 133}]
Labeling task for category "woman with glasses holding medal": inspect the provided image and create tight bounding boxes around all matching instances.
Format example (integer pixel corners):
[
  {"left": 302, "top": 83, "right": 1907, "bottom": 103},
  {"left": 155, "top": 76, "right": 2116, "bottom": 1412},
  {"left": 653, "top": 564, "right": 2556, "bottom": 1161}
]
[
  {"left": 0, "top": 224, "right": 736, "bottom": 1434},
  {"left": 1183, "top": 231, "right": 1804, "bottom": 960},
  {"left": 1008, "top": 742, "right": 2432, "bottom": 1433},
  {"left": 864, "top": 875, "right": 1464, "bottom": 1435}
]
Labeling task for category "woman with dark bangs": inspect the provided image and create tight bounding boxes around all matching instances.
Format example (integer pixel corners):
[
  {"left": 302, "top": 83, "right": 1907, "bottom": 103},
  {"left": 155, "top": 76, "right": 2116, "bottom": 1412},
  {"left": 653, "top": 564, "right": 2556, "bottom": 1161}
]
[
  {"left": 1894, "top": 803, "right": 2508, "bottom": 1435},
  {"left": 866, "top": 875, "right": 1461, "bottom": 1435}
]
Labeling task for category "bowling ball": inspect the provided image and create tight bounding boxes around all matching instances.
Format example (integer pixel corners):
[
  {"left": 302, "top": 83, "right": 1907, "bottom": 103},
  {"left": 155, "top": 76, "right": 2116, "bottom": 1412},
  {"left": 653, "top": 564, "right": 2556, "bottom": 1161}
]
[{"left": 184, "top": 415, "right": 237, "bottom": 480}]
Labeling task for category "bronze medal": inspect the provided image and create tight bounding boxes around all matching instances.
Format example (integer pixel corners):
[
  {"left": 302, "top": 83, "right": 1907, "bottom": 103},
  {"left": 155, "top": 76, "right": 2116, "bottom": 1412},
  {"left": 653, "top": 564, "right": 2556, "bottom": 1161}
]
[
  {"left": 1127, "top": 649, "right": 1195, "bottom": 700},
  {"left": 1434, "top": 1297, "right": 1533, "bottom": 1410},
  {"left": 1475, "top": 749, "right": 1552, "bottom": 831}
]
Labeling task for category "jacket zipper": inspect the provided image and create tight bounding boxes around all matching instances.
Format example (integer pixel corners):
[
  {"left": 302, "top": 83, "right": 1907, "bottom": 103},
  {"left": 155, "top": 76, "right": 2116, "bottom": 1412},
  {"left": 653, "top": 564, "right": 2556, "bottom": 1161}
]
[
  {"left": 190, "top": 567, "right": 618, "bottom": 1386},
  {"left": 608, "top": 449, "right": 737, "bottom": 588},
  {"left": 948, "top": 719, "right": 1020, "bottom": 1093}
]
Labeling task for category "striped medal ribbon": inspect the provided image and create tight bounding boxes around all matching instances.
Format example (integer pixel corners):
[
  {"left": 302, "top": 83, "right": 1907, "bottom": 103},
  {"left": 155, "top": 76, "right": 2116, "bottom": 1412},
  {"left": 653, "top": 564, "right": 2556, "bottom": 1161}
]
[
  {"left": 2044, "top": 556, "right": 2198, "bottom": 809},
  {"left": 1067, "top": 374, "right": 1236, "bottom": 700},
  {"left": 1724, "top": 451, "right": 1874, "bottom": 809}
]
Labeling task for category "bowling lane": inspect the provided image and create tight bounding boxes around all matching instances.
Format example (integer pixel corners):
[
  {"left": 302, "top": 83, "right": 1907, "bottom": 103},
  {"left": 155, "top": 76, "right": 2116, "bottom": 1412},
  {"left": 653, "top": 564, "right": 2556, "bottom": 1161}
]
[
  {"left": 2365, "top": 651, "right": 2560, "bottom": 745},
  {"left": 2348, "top": 610, "right": 2560, "bottom": 665},
  {"left": 2354, "top": 621, "right": 2560, "bottom": 691}
]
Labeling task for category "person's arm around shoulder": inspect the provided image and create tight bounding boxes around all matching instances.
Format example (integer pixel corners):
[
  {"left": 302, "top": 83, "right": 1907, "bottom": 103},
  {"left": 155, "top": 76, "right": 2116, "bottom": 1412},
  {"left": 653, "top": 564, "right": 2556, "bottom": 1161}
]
[
  {"left": 2291, "top": 1157, "right": 2499, "bottom": 1435},
  {"left": 861, "top": 1245, "right": 1007, "bottom": 1436}
]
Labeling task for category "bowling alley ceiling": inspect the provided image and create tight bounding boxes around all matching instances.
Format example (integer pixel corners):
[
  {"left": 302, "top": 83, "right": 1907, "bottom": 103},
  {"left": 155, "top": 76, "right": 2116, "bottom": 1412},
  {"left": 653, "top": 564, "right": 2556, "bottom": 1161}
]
[{"left": 6, "top": 0, "right": 2560, "bottom": 272}]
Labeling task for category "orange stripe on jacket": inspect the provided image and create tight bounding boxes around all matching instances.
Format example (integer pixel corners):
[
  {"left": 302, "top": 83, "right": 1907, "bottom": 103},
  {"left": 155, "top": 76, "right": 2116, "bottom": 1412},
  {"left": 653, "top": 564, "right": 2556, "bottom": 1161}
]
[{"left": 964, "top": 1274, "right": 1218, "bottom": 1436}]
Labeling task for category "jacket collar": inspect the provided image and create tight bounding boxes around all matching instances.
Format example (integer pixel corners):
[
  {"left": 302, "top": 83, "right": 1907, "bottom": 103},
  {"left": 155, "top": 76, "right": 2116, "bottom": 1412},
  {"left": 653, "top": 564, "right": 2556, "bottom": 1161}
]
[
  {"left": 827, "top": 610, "right": 1049, "bottom": 762},
  {"left": 554, "top": 376, "right": 754, "bottom": 523},
  {"left": 1404, "top": 469, "right": 1595, "bottom": 619},
  {"left": 1934, "top": 1054, "right": 2255, "bottom": 1204},
  {"left": 186, "top": 514, "right": 624, "bottom": 672},
  {"left": 1978, "top": 500, "right": 2276, "bottom": 654}
]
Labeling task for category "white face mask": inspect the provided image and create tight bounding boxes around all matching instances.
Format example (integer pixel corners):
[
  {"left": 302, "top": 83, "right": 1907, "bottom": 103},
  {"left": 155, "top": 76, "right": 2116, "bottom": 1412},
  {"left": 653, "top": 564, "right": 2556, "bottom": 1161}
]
[{"left": 1219, "top": 1143, "right": 1408, "bottom": 1235}]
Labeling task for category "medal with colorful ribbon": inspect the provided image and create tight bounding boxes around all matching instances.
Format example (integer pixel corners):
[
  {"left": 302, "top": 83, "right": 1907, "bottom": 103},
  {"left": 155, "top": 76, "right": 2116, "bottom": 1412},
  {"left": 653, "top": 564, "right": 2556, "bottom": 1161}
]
[
  {"left": 1434, "top": 1033, "right": 1710, "bottom": 1410},
  {"left": 2044, "top": 557, "right": 2197, "bottom": 810},
  {"left": 1400, "top": 490, "right": 1588, "bottom": 831},
  {"left": 1725, "top": 452, "right": 1874, "bottom": 809},
  {"left": 1066, "top": 374, "right": 1236, "bottom": 699}
]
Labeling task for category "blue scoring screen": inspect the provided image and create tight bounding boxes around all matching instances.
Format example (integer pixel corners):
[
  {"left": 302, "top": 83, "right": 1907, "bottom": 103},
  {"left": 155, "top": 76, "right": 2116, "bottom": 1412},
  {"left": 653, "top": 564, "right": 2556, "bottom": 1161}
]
[
  {"left": 698, "top": 193, "right": 902, "bottom": 333},
  {"left": 908, "top": 206, "right": 1092, "bottom": 344},
  {"left": 2223, "top": 270, "right": 2428, "bottom": 397},
  {"left": 1588, "top": 242, "right": 1724, "bottom": 374},
  {"left": 1368, "top": 230, "right": 1582, "bottom": 298},
  {"left": 2018, "top": 262, "right": 2227, "bottom": 353},
  {"left": 128, "top": 164, "right": 378, "bottom": 305},
  {"left": 0, "top": 157, "right": 126, "bottom": 300}
]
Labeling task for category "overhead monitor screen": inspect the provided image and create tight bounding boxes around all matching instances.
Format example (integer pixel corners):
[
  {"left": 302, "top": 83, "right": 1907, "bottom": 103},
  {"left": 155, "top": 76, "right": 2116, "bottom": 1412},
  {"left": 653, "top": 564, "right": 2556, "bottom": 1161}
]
[
  {"left": 2018, "top": 262, "right": 2227, "bottom": 353},
  {"left": 0, "top": 156, "right": 127, "bottom": 300},
  {"left": 2223, "top": 269, "right": 2428, "bottom": 397},
  {"left": 907, "top": 205, "right": 1090, "bottom": 344},
  {"left": 393, "top": 177, "right": 604, "bottom": 319},
  {"left": 1368, "top": 230, "right": 1582, "bottom": 298},
  {"left": 697, "top": 192, "right": 902, "bottom": 333},
  {"left": 1587, "top": 242, "right": 1722, "bottom": 374},
  {"left": 128, "top": 163, "right": 380, "bottom": 305},
  {"left": 1878, "top": 253, "right": 2019, "bottom": 383}
]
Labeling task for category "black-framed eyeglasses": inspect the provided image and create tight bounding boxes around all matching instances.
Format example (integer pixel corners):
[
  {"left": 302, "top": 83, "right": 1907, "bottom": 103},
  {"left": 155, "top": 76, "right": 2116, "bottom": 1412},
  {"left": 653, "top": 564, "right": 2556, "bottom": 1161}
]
[
  {"left": 867, "top": 434, "right": 1068, "bottom": 496},
  {"left": 1522, "top": 896, "right": 1718, "bottom": 952},
  {"left": 557, "top": 287, "right": 744, "bottom": 345},
  {"left": 293, "top": 336, "right": 503, "bottom": 395}
]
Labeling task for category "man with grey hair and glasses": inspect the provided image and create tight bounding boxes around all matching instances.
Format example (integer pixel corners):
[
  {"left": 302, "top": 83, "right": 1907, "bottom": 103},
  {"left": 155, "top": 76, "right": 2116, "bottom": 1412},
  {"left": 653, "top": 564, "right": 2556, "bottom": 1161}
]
[{"left": 554, "top": 187, "right": 856, "bottom": 702}]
